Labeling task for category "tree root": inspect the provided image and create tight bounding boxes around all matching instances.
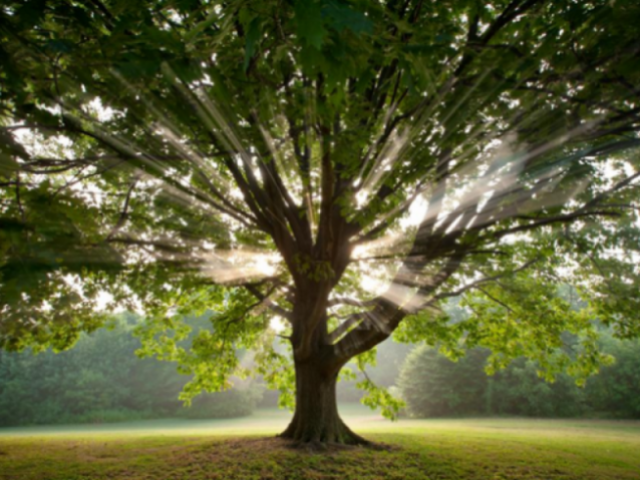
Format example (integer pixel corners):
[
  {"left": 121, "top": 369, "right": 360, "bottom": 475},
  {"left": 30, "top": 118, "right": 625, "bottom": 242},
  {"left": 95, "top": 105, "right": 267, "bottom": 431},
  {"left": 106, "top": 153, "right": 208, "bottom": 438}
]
[{"left": 276, "top": 430, "right": 393, "bottom": 453}]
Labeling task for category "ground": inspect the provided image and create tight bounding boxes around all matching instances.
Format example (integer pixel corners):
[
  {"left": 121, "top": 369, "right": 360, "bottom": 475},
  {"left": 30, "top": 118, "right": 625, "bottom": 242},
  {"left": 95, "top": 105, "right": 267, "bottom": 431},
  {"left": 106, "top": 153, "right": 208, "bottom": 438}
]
[{"left": 1, "top": 406, "right": 639, "bottom": 479}]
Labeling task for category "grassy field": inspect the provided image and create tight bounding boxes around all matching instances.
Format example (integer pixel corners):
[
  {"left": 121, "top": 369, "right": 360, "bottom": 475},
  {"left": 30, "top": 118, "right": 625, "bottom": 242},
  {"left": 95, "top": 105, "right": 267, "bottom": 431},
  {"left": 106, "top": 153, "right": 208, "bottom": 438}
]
[{"left": 1, "top": 406, "right": 639, "bottom": 480}]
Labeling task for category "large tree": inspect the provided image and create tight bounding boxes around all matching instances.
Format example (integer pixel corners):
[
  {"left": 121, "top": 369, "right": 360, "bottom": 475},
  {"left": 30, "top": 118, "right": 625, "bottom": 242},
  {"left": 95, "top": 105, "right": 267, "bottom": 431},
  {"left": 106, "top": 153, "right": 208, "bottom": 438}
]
[{"left": 1, "top": 0, "right": 640, "bottom": 445}]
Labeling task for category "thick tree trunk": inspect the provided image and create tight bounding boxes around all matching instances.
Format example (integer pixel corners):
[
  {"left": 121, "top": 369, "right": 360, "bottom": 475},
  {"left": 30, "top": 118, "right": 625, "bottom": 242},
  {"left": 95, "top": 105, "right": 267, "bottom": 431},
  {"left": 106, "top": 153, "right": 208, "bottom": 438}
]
[{"left": 278, "top": 358, "right": 368, "bottom": 446}]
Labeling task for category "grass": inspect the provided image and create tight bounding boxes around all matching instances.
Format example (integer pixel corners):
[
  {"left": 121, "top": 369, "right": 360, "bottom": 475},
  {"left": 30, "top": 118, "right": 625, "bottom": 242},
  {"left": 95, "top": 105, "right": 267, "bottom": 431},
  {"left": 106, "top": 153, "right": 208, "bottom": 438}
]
[{"left": 1, "top": 405, "right": 639, "bottom": 479}]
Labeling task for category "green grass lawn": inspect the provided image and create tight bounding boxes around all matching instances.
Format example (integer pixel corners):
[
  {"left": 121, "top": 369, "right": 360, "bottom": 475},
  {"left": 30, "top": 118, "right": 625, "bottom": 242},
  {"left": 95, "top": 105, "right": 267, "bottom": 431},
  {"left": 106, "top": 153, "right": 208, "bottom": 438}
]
[{"left": 1, "top": 406, "right": 639, "bottom": 479}]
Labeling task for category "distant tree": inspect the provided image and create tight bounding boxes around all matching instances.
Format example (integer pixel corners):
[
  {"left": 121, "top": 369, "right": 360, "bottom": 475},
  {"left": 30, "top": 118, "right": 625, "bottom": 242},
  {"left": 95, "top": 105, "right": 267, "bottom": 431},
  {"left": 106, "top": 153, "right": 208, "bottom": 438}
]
[
  {"left": 398, "top": 331, "right": 640, "bottom": 419},
  {"left": 1, "top": 0, "right": 640, "bottom": 445},
  {"left": 488, "top": 358, "right": 586, "bottom": 417},
  {"left": 584, "top": 333, "right": 640, "bottom": 418},
  {"left": 398, "top": 345, "right": 490, "bottom": 417},
  {"left": 398, "top": 343, "right": 589, "bottom": 418}
]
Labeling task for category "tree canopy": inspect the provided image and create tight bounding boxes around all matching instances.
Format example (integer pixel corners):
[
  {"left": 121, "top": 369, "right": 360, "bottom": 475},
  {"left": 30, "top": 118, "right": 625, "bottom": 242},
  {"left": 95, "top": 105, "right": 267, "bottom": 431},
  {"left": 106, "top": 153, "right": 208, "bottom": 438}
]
[{"left": 1, "top": 0, "right": 640, "bottom": 444}]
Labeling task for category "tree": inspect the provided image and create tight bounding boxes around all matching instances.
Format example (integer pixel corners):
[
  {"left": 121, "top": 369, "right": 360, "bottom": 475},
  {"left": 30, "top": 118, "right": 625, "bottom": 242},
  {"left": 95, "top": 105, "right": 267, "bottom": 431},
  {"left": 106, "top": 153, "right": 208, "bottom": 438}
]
[
  {"left": 399, "top": 345, "right": 490, "bottom": 417},
  {"left": 584, "top": 331, "right": 640, "bottom": 418},
  {"left": 398, "top": 344, "right": 587, "bottom": 418},
  {"left": 1, "top": 0, "right": 640, "bottom": 445}
]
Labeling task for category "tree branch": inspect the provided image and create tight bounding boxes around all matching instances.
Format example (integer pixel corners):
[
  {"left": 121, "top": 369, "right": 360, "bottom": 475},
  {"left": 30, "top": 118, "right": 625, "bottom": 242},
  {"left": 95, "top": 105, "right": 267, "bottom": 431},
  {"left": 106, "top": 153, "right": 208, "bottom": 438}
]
[
  {"left": 106, "top": 177, "right": 138, "bottom": 240},
  {"left": 328, "top": 312, "right": 365, "bottom": 344}
]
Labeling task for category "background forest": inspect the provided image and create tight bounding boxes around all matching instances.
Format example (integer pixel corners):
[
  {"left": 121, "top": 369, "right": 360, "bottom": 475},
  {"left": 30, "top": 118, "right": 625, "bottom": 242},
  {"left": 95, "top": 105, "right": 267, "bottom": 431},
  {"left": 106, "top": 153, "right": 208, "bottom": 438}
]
[{"left": 1, "top": 308, "right": 638, "bottom": 427}]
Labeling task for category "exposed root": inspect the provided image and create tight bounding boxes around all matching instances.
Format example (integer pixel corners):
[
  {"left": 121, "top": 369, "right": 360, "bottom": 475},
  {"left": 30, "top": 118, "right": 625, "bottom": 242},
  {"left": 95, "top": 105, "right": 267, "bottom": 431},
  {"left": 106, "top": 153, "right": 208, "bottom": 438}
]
[
  {"left": 276, "top": 426, "right": 393, "bottom": 453},
  {"left": 274, "top": 436, "right": 389, "bottom": 453}
]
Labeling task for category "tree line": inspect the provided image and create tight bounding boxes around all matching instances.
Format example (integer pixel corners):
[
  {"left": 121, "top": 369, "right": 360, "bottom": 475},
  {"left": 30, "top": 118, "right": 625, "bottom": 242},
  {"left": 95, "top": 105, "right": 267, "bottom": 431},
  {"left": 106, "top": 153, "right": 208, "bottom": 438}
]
[
  {"left": 2, "top": 310, "right": 638, "bottom": 427},
  {"left": 0, "top": 313, "right": 262, "bottom": 427},
  {"left": 398, "top": 332, "right": 640, "bottom": 419}
]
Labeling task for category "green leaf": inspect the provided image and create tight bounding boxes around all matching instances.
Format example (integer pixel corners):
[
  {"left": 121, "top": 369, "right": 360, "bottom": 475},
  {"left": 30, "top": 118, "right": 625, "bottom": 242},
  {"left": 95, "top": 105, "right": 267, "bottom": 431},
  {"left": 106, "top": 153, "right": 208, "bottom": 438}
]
[
  {"left": 46, "top": 39, "right": 75, "bottom": 54},
  {"left": 322, "top": 0, "right": 373, "bottom": 34},
  {"left": 244, "top": 18, "right": 261, "bottom": 72},
  {"left": 15, "top": 0, "right": 47, "bottom": 29},
  {"left": 294, "top": 0, "right": 327, "bottom": 49}
]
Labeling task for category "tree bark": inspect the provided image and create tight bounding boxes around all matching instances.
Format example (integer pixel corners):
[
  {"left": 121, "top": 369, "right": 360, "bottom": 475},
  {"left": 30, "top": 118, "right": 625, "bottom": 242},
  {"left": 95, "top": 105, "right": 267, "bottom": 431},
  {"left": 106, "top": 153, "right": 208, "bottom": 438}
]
[{"left": 278, "top": 357, "right": 368, "bottom": 446}]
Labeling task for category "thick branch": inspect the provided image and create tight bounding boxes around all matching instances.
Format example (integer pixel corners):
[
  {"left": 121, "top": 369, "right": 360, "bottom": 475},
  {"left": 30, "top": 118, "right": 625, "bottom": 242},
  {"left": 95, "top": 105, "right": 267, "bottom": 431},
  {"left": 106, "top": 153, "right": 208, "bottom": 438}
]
[{"left": 328, "top": 312, "right": 365, "bottom": 344}]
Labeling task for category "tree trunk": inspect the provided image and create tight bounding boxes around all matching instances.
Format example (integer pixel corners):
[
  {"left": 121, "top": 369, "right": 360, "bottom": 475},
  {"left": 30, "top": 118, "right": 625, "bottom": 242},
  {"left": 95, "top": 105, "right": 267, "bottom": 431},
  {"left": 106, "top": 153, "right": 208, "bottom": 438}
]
[{"left": 278, "top": 358, "right": 368, "bottom": 446}]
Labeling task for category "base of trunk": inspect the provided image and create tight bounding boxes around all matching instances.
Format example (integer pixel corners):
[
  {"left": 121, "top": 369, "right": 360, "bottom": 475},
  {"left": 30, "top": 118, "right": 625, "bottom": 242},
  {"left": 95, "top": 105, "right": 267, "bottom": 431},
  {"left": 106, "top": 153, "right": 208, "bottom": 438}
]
[
  {"left": 278, "top": 413, "right": 370, "bottom": 447},
  {"left": 278, "top": 359, "right": 371, "bottom": 447}
]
